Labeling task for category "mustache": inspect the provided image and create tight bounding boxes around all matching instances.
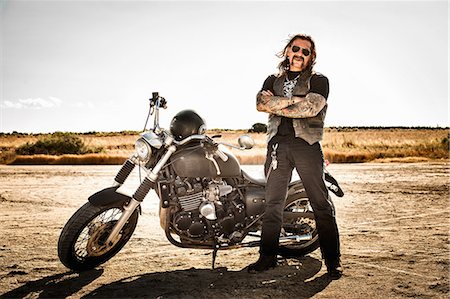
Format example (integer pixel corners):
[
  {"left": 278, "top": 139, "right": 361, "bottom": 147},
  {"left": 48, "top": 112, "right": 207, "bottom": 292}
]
[{"left": 290, "top": 55, "right": 304, "bottom": 65}]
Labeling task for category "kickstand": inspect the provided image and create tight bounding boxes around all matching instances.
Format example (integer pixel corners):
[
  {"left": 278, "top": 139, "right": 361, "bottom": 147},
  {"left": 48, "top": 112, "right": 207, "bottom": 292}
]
[{"left": 211, "top": 244, "right": 219, "bottom": 270}]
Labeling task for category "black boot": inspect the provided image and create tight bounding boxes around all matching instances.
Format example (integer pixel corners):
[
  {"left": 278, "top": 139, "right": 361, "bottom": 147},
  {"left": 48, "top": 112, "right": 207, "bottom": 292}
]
[
  {"left": 325, "top": 258, "right": 343, "bottom": 279},
  {"left": 247, "top": 254, "right": 277, "bottom": 273}
]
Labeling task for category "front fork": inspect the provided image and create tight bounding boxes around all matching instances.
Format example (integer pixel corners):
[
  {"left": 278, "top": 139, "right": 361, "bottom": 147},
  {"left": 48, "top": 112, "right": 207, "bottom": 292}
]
[{"left": 104, "top": 145, "right": 176, "bottom": 247}]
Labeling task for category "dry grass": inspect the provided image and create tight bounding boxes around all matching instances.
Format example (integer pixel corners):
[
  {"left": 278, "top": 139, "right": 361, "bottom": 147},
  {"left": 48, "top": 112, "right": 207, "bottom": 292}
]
[
  {"left": 10, "top": 154, "right": 127, "bottom": 165},
  {"left": 1, "top": 128, "right": 448, "bottom": 165},
  {"left": 321, "top": 128, "right": 449, "bottom": 163}
]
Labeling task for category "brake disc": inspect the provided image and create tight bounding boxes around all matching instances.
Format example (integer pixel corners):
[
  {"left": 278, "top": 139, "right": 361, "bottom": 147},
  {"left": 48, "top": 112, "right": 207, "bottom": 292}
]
[{"left": 86, "top": 222, "right": 121, "bottom": 256}]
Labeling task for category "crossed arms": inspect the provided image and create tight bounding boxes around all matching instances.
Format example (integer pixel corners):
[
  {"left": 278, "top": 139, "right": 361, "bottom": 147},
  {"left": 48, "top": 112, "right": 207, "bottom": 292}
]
[{"left": 256, "top": 90, "right": 326, "bottom": 118}]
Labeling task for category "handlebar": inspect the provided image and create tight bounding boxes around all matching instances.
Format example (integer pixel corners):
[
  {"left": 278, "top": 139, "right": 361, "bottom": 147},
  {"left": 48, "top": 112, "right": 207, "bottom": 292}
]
[
  {"left": 173, "top": 134, "right": 228, "bottom": 162},
  {"left": 215, "top": 147, "right": 228, "bottom": 162},
  {"left": 174, "top": 134, "right": 208, "bottom": 146},
  {"left": 146, "top": 92, "right": 167, "bottom": 132},
  {"left": 150, "top": 92, "right": 167, "bottom": 109},
  {"left": 146, "top": 92, "right": 245, "bottom": 163}
]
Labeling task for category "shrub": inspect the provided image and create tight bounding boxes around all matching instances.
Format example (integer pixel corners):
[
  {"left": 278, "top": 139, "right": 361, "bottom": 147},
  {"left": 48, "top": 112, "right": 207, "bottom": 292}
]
[
  {"left": 249, "top": 123, "right": 267, "bottom": 133},
  {"left": 15, "top": 133, "right": 102, "bottom": 155},
  {"left": 442, "top": 135, "right": 449, "bottom": 150}
]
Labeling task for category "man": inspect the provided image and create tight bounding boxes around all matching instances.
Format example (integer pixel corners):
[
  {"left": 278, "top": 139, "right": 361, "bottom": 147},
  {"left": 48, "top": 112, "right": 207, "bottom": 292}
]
[{"left": 248, "top": 34, "right": 343, "bottom": 279}]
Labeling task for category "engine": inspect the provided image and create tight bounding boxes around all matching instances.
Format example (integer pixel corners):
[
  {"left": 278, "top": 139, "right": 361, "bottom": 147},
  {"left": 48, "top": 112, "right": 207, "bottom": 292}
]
[{"left": 170, "top": 177, "right": 246, "bottom": 242}]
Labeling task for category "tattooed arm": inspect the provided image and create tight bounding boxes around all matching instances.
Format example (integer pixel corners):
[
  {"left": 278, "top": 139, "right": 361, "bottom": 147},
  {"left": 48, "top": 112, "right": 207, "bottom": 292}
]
[
  {"left": 256, "top": 90, "right": 296, "bottom": 113},
  {"left": 275, "top": 73, "right": 329, "bottom": 118},
  {"left": 257, "top": 91, "right": 325, "bottom": 118},
  {"left": 256, "top": 75, "right": 294, "bottom": 112},
  {"left": 272, "top": 93, "right": 326, "bottom": 118},
  {"left": 256, "top": 73, "right": 329, "bottom": 118}
]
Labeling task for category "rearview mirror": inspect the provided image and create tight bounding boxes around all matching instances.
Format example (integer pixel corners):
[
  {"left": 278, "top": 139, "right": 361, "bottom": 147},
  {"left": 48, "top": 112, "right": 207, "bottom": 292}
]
[{"left": 238, "top": 135, "right": 254, "bottom": 149}]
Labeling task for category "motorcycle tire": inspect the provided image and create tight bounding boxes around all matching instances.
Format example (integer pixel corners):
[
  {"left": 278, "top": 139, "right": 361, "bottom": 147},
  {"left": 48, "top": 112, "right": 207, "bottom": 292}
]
[
  {"left": 278, "top": 191, "right": 320, "bottom": 257},
  {"left": 58, "top": 201, "right": 139, "bottom": 272}
]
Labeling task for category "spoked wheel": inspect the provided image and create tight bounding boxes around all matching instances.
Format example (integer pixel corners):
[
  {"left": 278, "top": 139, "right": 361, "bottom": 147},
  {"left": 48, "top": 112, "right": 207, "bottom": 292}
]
[
  {"left": 58, "top": 202, "right": 139, "bottom": 272},
  {"left": 278, "top": 191, "right": 320, "bottom": 257}
]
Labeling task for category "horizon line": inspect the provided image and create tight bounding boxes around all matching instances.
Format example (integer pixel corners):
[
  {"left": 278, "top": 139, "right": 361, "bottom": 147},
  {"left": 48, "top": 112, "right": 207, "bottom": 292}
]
[{"left": 1, "top": 125, "right": 449, "bottom": 135}]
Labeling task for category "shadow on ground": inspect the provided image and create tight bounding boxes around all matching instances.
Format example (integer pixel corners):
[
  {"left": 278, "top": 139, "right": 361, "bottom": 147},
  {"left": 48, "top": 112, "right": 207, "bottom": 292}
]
[
  {"left": 1, "top": 257, "right": 330, "bottom": 298},
  {"left": 1, "top": 269, "right": 104, "bottom": 298},
  {"left": 86, "top": 256, "right": 329, "bottom": 298}
]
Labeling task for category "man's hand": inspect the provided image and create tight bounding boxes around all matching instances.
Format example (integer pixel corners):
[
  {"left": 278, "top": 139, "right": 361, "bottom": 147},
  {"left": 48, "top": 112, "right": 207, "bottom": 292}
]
[
  {"left": 259, "top": 90, "right": 274, "bottom": 104},
  {"left": 261, "top": 90, "right": 274, "bottom": 98},
  {"left": 257, "top": 90, "right": 293, "bottom": 113}
]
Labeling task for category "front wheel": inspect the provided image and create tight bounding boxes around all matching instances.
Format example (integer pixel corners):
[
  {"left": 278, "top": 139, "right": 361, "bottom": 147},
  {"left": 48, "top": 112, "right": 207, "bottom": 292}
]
[
  {"left": 278, "top": 191, "right": 320, "bottom": 257},
  {"left": 58, "top": 202, "right": 139, "bottom": 272}
]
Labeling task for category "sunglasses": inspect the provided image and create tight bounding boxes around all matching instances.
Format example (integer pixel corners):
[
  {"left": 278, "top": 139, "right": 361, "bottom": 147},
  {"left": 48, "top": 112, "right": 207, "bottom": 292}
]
[{"left": 292, "top": 45, "right": 311, "bottom": 57}]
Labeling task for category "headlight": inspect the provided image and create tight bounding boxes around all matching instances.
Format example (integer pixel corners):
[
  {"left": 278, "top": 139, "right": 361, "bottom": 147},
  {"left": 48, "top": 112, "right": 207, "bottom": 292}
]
[{"left": 135, "top": 139, "right": 152, "bottom": 162}]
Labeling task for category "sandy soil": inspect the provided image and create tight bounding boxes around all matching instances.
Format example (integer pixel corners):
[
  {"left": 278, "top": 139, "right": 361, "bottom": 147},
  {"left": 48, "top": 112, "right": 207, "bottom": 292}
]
[{"left": 0, "top": 163, "right": 448, "bottom": 298}]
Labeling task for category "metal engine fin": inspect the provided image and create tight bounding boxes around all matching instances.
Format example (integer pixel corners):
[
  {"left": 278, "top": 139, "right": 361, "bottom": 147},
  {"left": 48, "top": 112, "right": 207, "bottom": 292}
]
[{"left": 178, "top": 192, "right": 203, "bottom": 211}]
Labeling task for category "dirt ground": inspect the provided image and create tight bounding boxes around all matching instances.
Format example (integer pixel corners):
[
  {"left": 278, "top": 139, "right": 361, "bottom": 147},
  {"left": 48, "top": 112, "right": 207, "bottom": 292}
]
[{"left": 0, "top": 162, "right": 448, "bottom": 298}]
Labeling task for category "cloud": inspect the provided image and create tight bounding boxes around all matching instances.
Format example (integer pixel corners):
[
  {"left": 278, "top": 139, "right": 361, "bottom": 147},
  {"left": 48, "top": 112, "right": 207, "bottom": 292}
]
[
  {"left": 1, "top": 97, "right": 63, "bottom": 109},
  {"left": 70, "top": 101, "right": 95, "bottom": 109}
]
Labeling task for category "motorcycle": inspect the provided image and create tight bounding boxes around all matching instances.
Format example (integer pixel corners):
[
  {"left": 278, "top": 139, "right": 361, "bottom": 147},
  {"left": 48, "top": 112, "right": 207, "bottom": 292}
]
[{"left": 58, "top": 92, "right": 344, "bottom": 271}]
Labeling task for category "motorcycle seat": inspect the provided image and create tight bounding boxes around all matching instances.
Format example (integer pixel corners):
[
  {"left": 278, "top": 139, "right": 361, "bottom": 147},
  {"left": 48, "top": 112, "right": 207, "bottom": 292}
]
[
  {"left": 242, "top": 169, "right": 301, "bottom": 187},
  {"left": 241, "top": 169, "right": 267, "bottom": 186}
]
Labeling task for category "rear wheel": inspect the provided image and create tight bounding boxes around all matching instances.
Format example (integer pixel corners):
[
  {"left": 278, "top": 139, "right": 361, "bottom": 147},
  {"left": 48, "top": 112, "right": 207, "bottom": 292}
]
[
  {"left": 278, "top": 191, "right": 320, "bottom": 257},
  {"left": 58, "top": 202, "right": 139, "bottom": 271}
]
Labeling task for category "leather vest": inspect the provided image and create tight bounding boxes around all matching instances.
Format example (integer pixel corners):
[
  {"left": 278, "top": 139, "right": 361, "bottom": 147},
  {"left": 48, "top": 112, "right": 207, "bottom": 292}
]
[{"left": 266, "top": 73, "right": 327, "bottom": 145}]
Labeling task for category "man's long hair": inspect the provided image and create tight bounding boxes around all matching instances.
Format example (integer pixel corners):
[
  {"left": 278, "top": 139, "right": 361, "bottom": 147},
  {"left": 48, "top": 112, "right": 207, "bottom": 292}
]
[{"left": 277, "top": 34, "right": 317, "bottom": 76}]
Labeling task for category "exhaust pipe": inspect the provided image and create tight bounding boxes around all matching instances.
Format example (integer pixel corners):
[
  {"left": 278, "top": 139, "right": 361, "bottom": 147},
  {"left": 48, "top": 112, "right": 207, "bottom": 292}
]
[{"left": 279, "top": 233, "right": 313, "bottom": 243}]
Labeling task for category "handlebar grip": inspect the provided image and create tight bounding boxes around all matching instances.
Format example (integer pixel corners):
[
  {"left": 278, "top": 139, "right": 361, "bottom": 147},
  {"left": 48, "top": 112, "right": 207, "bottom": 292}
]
[{"left": 216, "top": 149, "right": 228, "bottom": 162}]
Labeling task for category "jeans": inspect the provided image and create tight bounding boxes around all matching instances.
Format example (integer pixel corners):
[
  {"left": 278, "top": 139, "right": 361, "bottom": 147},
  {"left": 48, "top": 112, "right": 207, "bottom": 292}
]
[{"left": 260, "top": 136, "right": 341, "bottom": 260}]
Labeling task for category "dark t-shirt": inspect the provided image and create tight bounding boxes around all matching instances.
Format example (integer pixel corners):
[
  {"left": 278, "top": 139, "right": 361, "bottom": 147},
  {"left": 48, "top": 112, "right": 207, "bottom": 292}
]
[
  {"left": 261, "top": 71, "right": 329, "bottom": 98},
  {"left": 260, "top": 71, "right": 329, "bottom": 136}
]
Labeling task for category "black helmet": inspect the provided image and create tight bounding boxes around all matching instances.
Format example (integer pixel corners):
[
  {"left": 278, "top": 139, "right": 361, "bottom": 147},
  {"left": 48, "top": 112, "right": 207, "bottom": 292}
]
[{"left": 170, "top": 110, "right": 206, "bottom": 141}]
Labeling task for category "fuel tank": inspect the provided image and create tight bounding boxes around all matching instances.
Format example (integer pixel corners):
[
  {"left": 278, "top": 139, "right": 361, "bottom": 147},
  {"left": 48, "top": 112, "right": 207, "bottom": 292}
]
[{"left": 170, "top": 145, "right": 241, "bottom": 178}]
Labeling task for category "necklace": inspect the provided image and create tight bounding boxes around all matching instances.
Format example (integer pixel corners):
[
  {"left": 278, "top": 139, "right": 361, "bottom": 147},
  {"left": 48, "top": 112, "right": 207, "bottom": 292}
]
[{"left": 283, "top": 74, "right": 300, "bottom": 97}]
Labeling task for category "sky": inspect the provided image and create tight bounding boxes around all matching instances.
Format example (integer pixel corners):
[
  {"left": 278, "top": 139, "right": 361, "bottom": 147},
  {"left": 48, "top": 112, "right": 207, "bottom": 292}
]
[{"left": 1, "top": 0, "right": 449, "bottom": 133}]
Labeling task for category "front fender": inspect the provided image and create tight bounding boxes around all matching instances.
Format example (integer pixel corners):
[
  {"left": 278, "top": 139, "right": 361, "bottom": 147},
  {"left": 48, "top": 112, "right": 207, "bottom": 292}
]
[{"left": 88, "top": 187, "right": 135, "bottom": 208}]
